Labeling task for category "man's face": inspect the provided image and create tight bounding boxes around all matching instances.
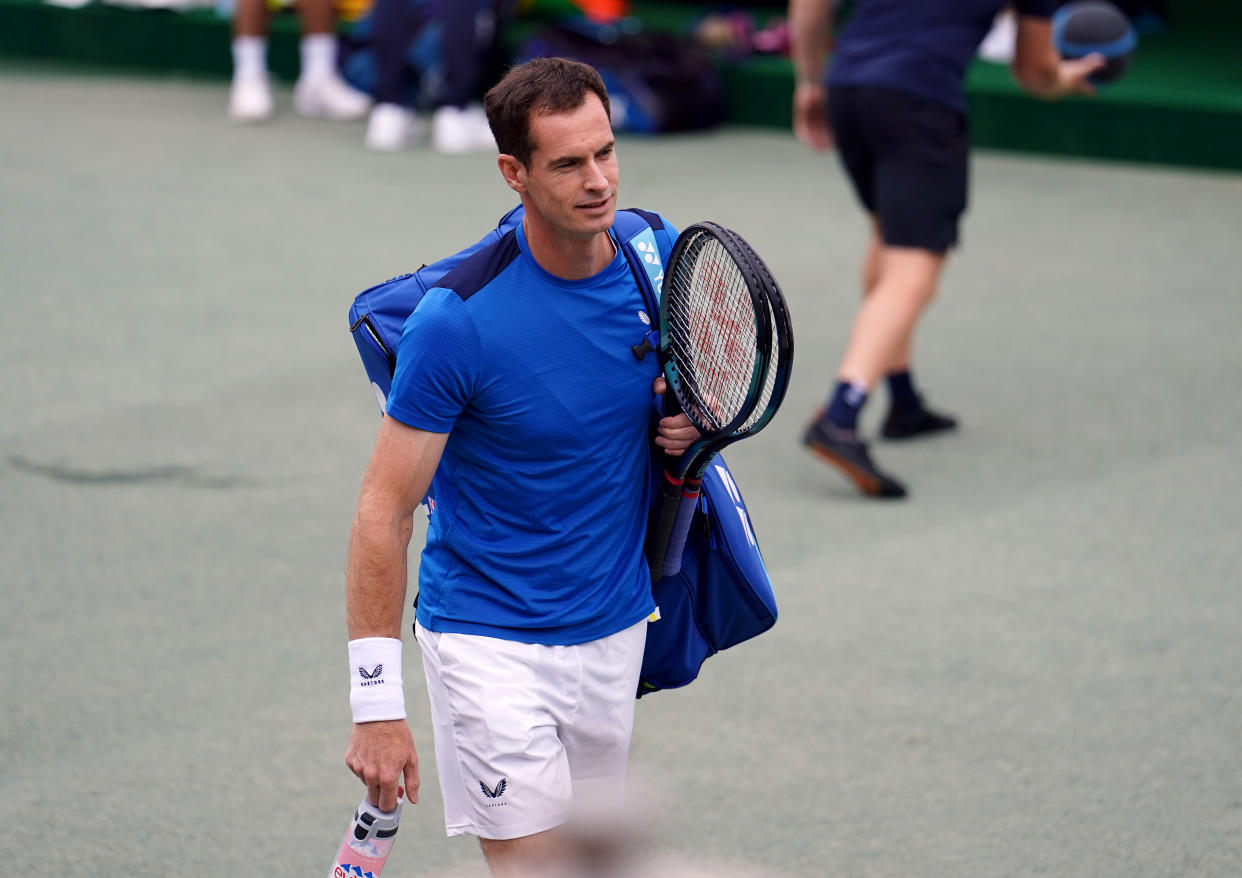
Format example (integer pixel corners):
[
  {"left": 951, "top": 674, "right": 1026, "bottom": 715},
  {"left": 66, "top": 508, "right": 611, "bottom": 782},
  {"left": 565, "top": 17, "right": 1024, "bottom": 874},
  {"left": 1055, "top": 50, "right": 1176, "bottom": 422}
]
[{"left": 511, "top": 93, "right": 618, "bottom": 241}]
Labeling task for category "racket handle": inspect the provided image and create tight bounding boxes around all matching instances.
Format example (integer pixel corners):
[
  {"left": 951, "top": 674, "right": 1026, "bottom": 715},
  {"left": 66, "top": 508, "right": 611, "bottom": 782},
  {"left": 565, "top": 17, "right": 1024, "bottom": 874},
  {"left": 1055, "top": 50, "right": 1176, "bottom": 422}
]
[
  {"left": 660, "top": 478, "right": 703, "bottom": 577},
  {"left": 646, "top": 469, "right": 684, "bottom": 579},
  {"left": 328, "top": 797, "right": 402, "bottom": 878}
]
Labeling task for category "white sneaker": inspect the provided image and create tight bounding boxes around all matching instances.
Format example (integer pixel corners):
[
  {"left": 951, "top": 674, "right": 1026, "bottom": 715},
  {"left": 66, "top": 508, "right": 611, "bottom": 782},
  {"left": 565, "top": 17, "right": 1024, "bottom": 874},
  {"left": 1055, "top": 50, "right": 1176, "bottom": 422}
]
[
  {"left": 293, "top": 72, "right": 372, "bottom": 121},
  {"left": 431, "top": 104, "right": 496, "bottom": 155},
  {"left": 365, "top": 103, "right": 424, "bottom": 152},
  {"left": 229, "top": 75, "right": 274, "bottom": 124},
  {"left": 978, "top": 10, "right": 1017, "bottom": 64}
]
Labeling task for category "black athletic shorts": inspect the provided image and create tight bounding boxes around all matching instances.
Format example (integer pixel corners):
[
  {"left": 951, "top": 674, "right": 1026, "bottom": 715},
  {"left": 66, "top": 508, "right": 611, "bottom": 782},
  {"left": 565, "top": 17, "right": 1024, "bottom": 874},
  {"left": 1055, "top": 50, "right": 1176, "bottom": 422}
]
[{"left": 828, "top": 86, "right": 969, "bottom": 253}]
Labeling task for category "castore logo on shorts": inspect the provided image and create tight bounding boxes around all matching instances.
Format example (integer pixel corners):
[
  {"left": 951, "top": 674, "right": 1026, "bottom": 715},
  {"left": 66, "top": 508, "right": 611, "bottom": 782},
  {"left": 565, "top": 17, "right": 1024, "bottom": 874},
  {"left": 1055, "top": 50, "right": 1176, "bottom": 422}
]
[{"left": 479, "top": 778, "right": 509, "bottom": 807}]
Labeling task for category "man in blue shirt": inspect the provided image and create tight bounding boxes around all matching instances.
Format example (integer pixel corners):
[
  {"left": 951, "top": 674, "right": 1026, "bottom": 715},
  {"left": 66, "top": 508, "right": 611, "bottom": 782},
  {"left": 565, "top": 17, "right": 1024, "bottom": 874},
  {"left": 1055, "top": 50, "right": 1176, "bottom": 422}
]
[
  {"left": 340, "top": 57, "right": 698, "bottom": 875},
  {"left": 789, "top": 0, "right": 1104, "bottom": 497}
]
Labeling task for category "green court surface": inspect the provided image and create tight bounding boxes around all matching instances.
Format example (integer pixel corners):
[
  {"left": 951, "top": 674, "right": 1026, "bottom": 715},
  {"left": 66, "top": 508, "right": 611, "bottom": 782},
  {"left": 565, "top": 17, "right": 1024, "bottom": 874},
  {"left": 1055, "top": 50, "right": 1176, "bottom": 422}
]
[{"left": 2, "top": 70, "right": 1241, "bottom": 877}]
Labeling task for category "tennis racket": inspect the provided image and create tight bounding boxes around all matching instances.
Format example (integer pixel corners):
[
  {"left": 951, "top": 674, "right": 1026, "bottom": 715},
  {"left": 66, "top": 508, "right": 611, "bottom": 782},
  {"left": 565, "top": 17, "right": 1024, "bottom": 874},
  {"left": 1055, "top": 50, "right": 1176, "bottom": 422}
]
[
  {"left": 659, "top": 227, "right": 793, "bottom": 576},
  {"left": 645, "top": 222, "right": 793, "bottom": 578}
]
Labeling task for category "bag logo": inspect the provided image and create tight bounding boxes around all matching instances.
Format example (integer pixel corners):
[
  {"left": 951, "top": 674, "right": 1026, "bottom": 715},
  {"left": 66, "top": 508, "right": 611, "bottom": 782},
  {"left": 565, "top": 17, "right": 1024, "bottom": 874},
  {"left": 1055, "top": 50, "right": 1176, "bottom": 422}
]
[
  {"left": 634, "top": 238, "right": 660, "bottom": 265},
  {"left": 629, "top": 230, "right": 665, "bottom": 288},
  {"left": 713, "top": 464, "right": 757, "bottom": 548}
]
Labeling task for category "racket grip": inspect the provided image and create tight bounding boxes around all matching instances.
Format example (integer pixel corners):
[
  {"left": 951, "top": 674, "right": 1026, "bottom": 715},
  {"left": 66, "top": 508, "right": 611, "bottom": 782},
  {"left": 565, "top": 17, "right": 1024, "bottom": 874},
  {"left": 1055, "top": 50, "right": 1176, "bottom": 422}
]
[
  {"left": 660, "top": 479, "right": 702, "bottom": 577},
  {"left": 646, "top": 470, "right": 684, "bottom": 579}
]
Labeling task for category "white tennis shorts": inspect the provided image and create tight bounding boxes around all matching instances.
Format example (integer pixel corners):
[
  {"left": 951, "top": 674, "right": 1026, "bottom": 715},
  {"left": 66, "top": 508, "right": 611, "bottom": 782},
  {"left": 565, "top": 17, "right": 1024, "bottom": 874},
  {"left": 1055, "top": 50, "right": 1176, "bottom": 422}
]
[{"left": 415, "top": 618, "right": 648, "bottom": 840}]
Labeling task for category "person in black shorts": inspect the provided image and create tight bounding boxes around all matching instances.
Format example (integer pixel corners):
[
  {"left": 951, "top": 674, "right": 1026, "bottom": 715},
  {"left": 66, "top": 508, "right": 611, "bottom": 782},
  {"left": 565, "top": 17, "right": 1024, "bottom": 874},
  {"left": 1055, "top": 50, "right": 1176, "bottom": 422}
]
[{"left": 788, "top": 0, "right": 1105, "bottom": 498}]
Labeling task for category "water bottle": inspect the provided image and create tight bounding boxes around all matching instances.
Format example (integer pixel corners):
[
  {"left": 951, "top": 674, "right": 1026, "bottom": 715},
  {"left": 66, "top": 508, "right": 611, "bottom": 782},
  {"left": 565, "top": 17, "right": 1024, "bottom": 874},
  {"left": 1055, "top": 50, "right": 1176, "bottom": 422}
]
[{"left": 328, "top": 797, "right": 402, "bottom": 878}]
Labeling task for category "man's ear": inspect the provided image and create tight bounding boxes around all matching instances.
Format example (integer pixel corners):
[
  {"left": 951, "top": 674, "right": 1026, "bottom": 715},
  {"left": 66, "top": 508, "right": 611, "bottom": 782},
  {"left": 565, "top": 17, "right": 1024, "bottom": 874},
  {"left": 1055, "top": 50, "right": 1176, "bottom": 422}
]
[{"left": 497, "top": 154, "right": 526, "bottom": 194}]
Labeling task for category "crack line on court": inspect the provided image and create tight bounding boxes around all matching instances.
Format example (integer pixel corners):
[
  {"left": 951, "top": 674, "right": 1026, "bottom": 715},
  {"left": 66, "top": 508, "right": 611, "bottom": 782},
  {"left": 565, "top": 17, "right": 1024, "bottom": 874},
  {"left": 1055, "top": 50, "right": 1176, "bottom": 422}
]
[{"left": 6, "top": 455, "right": 246, "bottom": 489}]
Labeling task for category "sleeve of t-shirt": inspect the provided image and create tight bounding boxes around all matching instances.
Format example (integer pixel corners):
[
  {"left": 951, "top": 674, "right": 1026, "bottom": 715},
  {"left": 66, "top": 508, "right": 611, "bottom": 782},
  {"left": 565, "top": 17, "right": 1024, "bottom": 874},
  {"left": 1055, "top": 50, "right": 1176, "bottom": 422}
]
[
  {"left": 1015, "top": 0, "right": 1058, "bottom": 18},
  {"left": 384, "top": 286, "right": 480, "bottom": 433}
]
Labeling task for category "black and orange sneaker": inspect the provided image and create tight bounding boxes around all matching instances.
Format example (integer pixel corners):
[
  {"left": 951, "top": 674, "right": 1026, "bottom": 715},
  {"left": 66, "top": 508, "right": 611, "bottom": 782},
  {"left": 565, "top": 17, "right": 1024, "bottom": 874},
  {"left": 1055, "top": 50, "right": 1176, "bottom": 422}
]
[
  {"left": 802, "top": 416, "right": 907, "bottom": 499},
  {"left": 881, "top": 403, "right": 958, "bottom": 440}
]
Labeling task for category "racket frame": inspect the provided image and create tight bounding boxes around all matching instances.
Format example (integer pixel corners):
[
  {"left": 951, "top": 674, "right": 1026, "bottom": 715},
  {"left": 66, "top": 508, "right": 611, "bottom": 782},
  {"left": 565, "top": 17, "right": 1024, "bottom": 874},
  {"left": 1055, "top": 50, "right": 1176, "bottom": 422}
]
[
  {"left": 646, "top": 222, "right": 777, "bottom": 577},
  {"left": 658, "top": 226, "right": 795, "bottom": 577},
  {"left": 659, "top": 222, "right": 775, "bottom": 475}
]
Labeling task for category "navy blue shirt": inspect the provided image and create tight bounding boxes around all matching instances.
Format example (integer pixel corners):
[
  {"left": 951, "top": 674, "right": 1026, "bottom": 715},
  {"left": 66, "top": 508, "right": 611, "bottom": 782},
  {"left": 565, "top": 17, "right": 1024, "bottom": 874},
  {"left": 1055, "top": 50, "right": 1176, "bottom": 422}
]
[{"left": 829, "top": 0, "right": 1058, "bottom": 112}]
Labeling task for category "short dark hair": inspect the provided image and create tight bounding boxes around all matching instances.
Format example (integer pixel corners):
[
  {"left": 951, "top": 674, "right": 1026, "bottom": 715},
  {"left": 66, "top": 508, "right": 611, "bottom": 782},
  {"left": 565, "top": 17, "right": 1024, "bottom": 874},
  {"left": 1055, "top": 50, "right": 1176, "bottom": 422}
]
[{"left": 484, "top": 57, "right": 611, "bottom": 167}]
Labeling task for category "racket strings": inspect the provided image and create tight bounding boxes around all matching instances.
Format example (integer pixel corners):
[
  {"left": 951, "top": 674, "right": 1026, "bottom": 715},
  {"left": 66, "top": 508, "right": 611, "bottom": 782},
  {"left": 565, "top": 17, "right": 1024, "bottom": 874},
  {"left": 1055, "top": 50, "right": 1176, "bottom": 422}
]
[
  {"left": 722, "top": 232, "right": 790, "bottom": 437},
  {"left": 737, "top": 342, "right": 778, "bottom": 434},
  {"left": 665, "top": 234, "right": 760, "bottom": 432},
  {"left": 734, "top": 262, "right": 783, "bottom": 434}
]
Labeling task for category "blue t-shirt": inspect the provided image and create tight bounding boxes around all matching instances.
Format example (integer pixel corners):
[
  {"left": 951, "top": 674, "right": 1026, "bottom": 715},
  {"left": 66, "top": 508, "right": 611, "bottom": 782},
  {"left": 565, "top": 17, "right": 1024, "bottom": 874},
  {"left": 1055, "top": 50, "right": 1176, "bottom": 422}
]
[
  {"left": 829, "top": 0, "right": 1058, "bottom": 112},
  {"left": 386, "top": 215, "right": 677, "bottom": 645}
]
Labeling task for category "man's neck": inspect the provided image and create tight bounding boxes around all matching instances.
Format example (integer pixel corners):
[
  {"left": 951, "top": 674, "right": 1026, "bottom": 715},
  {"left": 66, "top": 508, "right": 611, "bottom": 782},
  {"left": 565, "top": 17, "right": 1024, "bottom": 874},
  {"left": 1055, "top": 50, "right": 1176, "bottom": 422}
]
[{"left": 522, "top": 218, "right": 615, "bottom": 281}]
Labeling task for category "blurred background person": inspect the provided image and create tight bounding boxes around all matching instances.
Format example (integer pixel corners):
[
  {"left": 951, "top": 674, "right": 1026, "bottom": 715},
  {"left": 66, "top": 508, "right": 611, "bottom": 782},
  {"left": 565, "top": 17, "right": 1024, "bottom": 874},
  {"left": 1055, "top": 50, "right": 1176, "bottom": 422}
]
[
  {"left": 788, "top": 0, "right": 1104, "bottom": 499},
  {"left": 364, "top": 0, "right": 510, "bottom": 153},
  {"left": 229, "top": 0, "right": 371, "bottom": 124}
]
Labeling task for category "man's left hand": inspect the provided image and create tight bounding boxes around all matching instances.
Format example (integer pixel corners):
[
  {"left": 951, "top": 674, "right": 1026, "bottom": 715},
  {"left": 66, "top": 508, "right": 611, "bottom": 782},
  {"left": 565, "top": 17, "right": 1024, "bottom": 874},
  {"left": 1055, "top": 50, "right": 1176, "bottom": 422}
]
[{"left": 652, "top": 377, "right": 701, "bottom": 456}]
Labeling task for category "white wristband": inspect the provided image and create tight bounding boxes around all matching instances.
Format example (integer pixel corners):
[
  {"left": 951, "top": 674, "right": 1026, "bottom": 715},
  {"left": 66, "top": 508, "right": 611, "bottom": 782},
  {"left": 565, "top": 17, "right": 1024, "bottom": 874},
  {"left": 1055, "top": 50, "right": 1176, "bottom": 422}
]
[{"left": 348, "top": 637, "right": 406, "bottom": 723}]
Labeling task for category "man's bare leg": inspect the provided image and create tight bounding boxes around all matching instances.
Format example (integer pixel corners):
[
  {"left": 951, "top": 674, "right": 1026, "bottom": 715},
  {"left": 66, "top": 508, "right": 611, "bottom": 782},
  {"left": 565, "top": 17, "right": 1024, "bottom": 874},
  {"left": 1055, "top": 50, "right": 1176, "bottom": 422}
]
[
  {"left": 802, "top": 240, "right": 947, "bottom": 497},
  {"left": 479, "top": 829, "right": 567, "bottom": 878},
  {"left": 232, "top": 0, "right": 267, "bottom": 37},
  {"left": 838, "top": 245, "right": 944, "bottom": 390}
]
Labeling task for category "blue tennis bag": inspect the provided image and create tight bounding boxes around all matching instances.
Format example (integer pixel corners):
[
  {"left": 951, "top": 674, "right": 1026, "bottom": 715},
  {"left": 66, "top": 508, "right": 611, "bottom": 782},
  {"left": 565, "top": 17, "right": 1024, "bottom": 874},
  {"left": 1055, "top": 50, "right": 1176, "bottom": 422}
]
[
  {"left": 635, "top": 457, "right": 777, "bottom": 696},
  {"left": 348, "top": 206, "right": 777, "bottom": 697}
]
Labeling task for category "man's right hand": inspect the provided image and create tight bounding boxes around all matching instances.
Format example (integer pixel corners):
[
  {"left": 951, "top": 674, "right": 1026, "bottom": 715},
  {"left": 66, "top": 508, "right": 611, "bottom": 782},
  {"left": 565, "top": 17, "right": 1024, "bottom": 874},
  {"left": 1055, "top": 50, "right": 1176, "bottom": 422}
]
[
  {"left": 345, "top": 719, "right": 420, "bottom": 812},
  {"left": 1057, "top": 54, "right": 1107, "bottom": 97},
  {"left": 793, "top": 81, "right": 834, "bottom": 152}
]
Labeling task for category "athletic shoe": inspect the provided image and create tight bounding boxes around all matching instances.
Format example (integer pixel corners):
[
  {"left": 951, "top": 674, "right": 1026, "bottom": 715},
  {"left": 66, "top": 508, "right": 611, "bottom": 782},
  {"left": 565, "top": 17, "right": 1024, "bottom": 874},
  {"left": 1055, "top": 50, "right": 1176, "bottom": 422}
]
[
  {"left": 229, "top": 75, "right": 274, "bottom": 124},
  {"left": 802, "top": 416, "right": 907, "bottom": 498},
  {"left": 293, "top": 73, "right": 371, "bottom": 121},
  {"left": 365, "top": 103, "right": 423, "bottom": 152},
  {"left": 977, "top": 9, "right": 1016, "bottom": 63},
  {"left": 881, "top": 404, "right": 958, "bottom": 440},
  {"left": 431, "top": 104, "right": 496, "bottom": 154}
]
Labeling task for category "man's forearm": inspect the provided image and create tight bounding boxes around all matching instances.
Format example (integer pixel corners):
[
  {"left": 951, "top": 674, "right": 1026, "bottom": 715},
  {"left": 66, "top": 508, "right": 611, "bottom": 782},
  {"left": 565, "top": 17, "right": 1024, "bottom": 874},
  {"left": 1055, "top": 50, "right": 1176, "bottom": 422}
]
[
  {"left": 789, "top": 0, "right": 835, "bottom": 84},
  {"left": 346, "top": 507, "right": 414, "bottom": 640},
  {"left": 1011, "top": 17, "right": 1067, "bottom": 99}
]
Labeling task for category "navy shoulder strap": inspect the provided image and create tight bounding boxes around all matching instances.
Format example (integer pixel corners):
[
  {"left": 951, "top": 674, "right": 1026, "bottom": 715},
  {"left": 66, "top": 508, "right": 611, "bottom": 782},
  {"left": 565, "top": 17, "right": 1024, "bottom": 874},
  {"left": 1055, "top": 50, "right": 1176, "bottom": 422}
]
[
  {"left": 348, "top": 205, "right": 664, "bottom": 405},
  {"left": 614, "top": 207, "right": 669, "bottom": 358}
]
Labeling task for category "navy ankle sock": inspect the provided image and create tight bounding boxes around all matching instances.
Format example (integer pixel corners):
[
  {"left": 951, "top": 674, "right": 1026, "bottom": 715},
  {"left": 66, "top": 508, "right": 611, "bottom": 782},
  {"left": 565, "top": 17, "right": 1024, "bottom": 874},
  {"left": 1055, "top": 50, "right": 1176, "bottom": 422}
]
[
  {"left": 825, "top": 380, "right": 868, "bottom": 431},
  {"left": 886, "top": 370, "right": 922, "bottom": 412}
]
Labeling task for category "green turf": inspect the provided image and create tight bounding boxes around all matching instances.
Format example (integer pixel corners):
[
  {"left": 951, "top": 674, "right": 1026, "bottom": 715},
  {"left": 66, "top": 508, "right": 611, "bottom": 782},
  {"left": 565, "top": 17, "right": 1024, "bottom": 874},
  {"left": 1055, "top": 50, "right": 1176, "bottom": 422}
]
[
  {"left": 1, "top": 0, "right": 1239, "bottom": 170},
  {"left": 966, "top": 26, "right": 1242, "bottom": 112}
]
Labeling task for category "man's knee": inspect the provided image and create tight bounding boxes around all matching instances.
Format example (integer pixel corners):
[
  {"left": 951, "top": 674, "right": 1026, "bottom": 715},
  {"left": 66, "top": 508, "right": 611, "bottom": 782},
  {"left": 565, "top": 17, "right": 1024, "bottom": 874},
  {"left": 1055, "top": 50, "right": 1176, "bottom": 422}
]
[
  {"left": 880, "top": 246, "right": 945, "bottom": 306},
  {"left": 479, "top": 829, "right": 564, "bottom": 877}
]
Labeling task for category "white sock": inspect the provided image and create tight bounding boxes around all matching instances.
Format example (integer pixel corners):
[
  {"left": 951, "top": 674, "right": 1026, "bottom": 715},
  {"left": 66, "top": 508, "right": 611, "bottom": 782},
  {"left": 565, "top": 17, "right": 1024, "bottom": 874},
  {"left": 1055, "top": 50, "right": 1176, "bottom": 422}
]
[
  {"left": 231, "top": 36, "right": 267, "bottom": 82},
  {"left": 300, "top": 33, "right": 337, "bottom": 81}
]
